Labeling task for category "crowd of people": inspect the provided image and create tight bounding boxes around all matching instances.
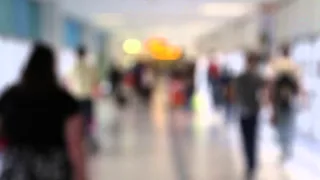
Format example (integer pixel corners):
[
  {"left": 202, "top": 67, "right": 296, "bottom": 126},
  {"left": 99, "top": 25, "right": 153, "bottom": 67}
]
[
  {"left": 169, "top": 46, "right": 303, "bottom": 179},
  {"left": 0, "top": 40, "right": 305, "bottom": 180}
]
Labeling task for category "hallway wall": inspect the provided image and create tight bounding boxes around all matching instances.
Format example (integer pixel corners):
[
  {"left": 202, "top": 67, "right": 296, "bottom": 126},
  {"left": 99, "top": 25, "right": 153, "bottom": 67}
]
[
  {"left": 275, "top": 0, "right": 320, "bottom": 43},
  {"left": 199, "top": 16, "right": 260, "bottom": 52}
]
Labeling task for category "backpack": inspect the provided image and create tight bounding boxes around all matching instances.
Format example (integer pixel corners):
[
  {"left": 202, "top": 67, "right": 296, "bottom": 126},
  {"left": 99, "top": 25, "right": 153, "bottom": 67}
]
[{"left": 273, "top": 73, "right": 298, "bottom": 110}]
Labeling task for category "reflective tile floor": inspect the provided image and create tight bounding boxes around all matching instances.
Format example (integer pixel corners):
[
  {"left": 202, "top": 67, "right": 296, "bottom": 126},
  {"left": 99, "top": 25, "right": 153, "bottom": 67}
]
[{"left": 89, "top": 82, "right": 320, "bottom": 180}]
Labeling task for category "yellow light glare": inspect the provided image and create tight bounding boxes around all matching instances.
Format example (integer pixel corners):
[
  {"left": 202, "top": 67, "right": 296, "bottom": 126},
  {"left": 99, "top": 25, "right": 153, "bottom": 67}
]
[{"left": 123, "top": 39, "right": 142, "bottom": 55}]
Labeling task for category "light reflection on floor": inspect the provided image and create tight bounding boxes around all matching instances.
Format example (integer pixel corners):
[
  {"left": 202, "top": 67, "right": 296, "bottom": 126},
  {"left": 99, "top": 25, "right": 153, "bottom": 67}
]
[{"left": 91, "top": 82, "right": 320, "bottom": 180}]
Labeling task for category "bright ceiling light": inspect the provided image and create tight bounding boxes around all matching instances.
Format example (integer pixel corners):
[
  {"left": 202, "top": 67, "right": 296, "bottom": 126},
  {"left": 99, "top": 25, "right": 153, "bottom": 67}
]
[
  {"left": 122, "top": 39, "right": 142, "bottom": 55},
  {"left": 198, "top": 2, "right": 255, "bottom": 17}
]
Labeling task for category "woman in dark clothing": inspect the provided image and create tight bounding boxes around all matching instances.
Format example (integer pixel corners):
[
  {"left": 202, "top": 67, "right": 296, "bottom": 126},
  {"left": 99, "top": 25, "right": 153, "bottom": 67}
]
[
  {"left": 110, "top": 64, "right": 122, "bottom": 94},
  {"left": 185, "top": 63, "right": 195, "bottom": 109},
  {"left": 0, "top": 43, "right": 86, "bottom": 180}
]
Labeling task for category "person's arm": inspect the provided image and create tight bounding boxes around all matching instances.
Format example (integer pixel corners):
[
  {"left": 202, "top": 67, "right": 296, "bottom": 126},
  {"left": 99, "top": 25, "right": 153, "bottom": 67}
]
[
  {"left": 229, "top": 78, "right": 239, "bottom": 103},
  {"left": 65, "top": 114, "right": 86, "bottom": 180}
]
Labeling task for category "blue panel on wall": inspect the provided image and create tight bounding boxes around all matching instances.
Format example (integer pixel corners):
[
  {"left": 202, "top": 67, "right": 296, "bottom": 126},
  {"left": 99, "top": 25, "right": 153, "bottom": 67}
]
[
  {"left": 64, "top": 18, "right": 83, "bottom": 48},
  {"left": 13, "top": 0, "right": 30, "bottom": 38},
  {"left": 29, "top": 1, "right": 41, "bottom": 39},
  {"left": 0, "top": 0, "right": 13, "bottom": 35}
]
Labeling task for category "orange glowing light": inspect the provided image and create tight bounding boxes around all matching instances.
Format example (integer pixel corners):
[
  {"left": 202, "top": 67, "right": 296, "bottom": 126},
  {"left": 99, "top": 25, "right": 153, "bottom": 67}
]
[{"left": 145, "top": 37, "right": 182, "bottom": 60}]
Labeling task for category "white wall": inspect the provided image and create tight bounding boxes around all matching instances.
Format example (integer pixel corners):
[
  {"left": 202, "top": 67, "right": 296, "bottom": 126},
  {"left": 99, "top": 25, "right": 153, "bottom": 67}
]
[
  {"left": 274, "top": 0, "right": 320, "bottom": 43},
  {"left": 40, "top": 1, "right": 62, "bottom": 47},
  {"left": 0, "top": 37, "right": 78, "bottom": 92},
  {"left": 201, "top": 16, "right": 260, "bottom": 51},
  {"left": 0, "top": 38, "right": 30, "bottom": 93}
]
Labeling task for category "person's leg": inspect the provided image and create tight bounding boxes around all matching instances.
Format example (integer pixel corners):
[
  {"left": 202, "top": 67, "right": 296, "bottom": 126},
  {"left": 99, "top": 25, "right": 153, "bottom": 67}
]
[
  {"left": 276, "top": 110, "right": 295, "bottom": 162},
  {"left": 240, "top": 114, "right": 258, "bottom": 174},
  {"left": 224, "top": 102, "right": 233, "bottom": 124},
  {"left": 83, "top": 99, "right": 99, "bottom": 154},
  {"left": 81, "top": 100, "right": 92, "bottom": 130},
  {"left": 79, "top": 100, "right": 88, "bottom": 134}
]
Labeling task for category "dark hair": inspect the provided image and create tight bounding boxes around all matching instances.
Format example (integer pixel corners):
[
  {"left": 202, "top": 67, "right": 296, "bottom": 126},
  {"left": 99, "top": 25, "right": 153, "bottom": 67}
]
[
  {"left": 280, "top": 44, "right": 290, "bottom": 56},
  {"left": 20, "top": 42, "right": 58, "bottom": 90},
  {"left": 77, "top": 45, "right": 86, "bottom": 58},
  {"left": 246, "top": 51, "right": 260, "bottom": 67}
]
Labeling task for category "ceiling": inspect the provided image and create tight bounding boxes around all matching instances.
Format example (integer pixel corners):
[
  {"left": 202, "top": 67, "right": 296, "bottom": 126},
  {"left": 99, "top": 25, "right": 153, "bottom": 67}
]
[{"left": 57, "top": 0, "right": 282, "bottom": 56}]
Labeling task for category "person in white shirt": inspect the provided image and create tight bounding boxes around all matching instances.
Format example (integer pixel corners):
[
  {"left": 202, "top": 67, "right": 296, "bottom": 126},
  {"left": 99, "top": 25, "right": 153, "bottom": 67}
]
[{"left": 68, "top": 46, "right": 99, "bottom": 141}]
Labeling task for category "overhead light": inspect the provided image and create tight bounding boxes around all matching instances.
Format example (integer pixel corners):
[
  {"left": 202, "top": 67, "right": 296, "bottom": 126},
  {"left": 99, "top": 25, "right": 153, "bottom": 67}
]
[
  {"left": 122, "top": 39, "right": 142, "bottom": 55},
  {"left": 198, "top": 2, "right": 254, "bottom": 17}
]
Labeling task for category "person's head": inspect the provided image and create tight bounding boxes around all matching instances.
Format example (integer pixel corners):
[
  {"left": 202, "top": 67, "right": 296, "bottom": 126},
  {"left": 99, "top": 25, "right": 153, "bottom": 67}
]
[
  {"left": 21, "top": 42, "right": 58, "bottom": 90},
  {"left": 280, "top": 44, "right": 290, "bottom": 57},
  {"left": 77, "top": 45, "right": 87, "bottom": 60},
  {"left": 246, "top": 51, "right": 260, "bottom": 71}
]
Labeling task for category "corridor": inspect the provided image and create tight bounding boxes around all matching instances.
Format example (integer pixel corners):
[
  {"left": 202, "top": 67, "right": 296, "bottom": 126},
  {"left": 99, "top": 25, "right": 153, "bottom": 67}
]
[{"left": 88, "top": 82, "right": 320, "bottom": 180}]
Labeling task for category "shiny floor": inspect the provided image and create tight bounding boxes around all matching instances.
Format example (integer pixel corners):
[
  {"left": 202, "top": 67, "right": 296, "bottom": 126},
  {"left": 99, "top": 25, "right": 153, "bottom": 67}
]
[{"left": 90, "top": 82, "right": 320, "bottom": 180}]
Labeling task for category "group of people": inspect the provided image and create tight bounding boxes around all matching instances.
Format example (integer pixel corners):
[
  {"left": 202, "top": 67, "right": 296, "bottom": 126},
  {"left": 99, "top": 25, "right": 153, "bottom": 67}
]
[
  {"left": 108, "top": 60, "right": 156, "bottom": 107},
  {"left": 0, "top": 40, "right": 304, "bottom": 180},
  {"left": 207, "top": 59, "right": 234, "bottom": 122},
  {"left": 231, "top": 45, "right": 303, "bottom": 179},
  {"left": 131, "top": 62, "right": 154, "bottom": 102},
  {"left": 0, "top": 42, "right": 100, "bottom": 180}
]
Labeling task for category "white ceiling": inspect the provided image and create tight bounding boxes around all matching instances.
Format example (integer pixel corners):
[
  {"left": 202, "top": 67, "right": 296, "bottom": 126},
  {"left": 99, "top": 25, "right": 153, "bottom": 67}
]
[{"left": 57, "top": 0, "right": 282, "bottom": 56}]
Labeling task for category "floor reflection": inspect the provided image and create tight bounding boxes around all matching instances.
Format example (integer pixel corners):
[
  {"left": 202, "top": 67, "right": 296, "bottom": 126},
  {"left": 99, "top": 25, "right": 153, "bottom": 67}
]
[
  {"left": 90, "top": 81, "right": 320, "bottom": 180},
  {"left": 91, "top": 84, "right": 238, "bottom": 180}
]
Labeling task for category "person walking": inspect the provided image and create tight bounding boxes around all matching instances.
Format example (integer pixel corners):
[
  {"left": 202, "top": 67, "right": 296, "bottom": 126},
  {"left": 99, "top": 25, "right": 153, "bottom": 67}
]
[
  {"left": 233, "top": 51, "right": 266, "bottom": 179},
  {"left": 68, "top": 45, "right": 99, "bottom": 153},
  {"left": 109, "top": 63, "right": 122, "bottom": 95},
  {"left": 0, "top": 43, "right": 86, "bottom": 180},
  {"left": 266, "top": 44, "right": 303, "bottom": 164},
  {"left": 208, "top": 55, "right": 222, "bottom": 108}
]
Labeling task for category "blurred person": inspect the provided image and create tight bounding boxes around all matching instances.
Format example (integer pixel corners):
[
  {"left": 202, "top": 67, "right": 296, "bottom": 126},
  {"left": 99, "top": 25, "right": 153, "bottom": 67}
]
[
  {"left": 170, "top": 68, "right": 186, "bottom": 108},
  {"left": 208, "top": 54, "right": 222, "bottom": 108},
  {"left": 109, "top": 63, "right": 122, "bottom": 94},
  {"left": 233, "top": 51, "right": 265, "bottom": 179},
  {"left": 185, "top": 63, "right": 195, "bottom": 110},
  {"left": 220, "top": 66, "right": 234, "bottom": 124},
  {"left": 0, "top": 43, "right": 86, "bottom": 180},
  {"left": 132, "top": 62, "right": 144, "bottom": 97},
  {"left": 109, "top": 64, "right": 126, "bottom": 106},
  {"left": 267, "top": 44, "right": 303, "bottom": 164},
  {"left": 141, "top": 65, "right": 154, "bottom": 102},
  {"left": 68, "top": 45, "right": 99, "bottom": 153}
]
